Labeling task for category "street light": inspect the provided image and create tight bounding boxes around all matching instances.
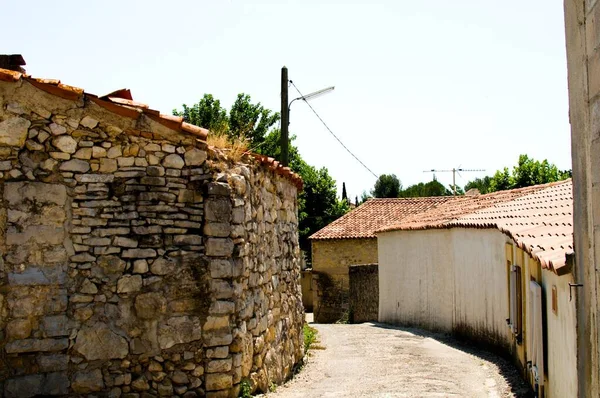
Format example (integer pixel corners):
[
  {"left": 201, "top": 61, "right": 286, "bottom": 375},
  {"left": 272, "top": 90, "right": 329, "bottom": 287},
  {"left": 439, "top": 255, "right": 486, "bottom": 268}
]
[{"left": 280, "top": 66, "right": 335, "bottom": 166}]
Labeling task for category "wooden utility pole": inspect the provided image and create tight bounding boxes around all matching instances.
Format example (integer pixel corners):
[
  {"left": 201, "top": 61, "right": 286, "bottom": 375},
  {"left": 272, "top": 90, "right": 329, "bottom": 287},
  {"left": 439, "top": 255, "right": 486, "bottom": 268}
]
[
  {"left": 280, "top": 66, "right": 289, "bottom": 167},
  {"left": 424, "top": 168, "right": 485, "bottom": 195}
]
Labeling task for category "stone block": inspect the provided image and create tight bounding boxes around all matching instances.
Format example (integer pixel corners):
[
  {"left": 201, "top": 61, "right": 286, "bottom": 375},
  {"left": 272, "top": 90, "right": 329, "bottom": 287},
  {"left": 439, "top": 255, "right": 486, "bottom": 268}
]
[
  {"left": 205, "top": 373, "right": 233, "bottom": 391},
  {"left": 42, "top": 314, "right": 70, "bottom": 337},
  {"left": 100, "top": 158, "right": 118, "bottom": 172},
  {"left": 157, "top": 316, "right": 202, "bottom": 349},
  {"left": 123, "top": 248, "right": 158, "bottom": 259},
  {"left": 77, "top": 173, "right": 115, "bottom": 183},
  {"left": 203, "top": 223, "right": 231, "bottom": 237},
  {"left": 3, "top": 374, "right": 43, "bottom": 398},
  {"left": 174, "top": 234, "right": 203, "bottom": 245},
  {"left": 184, "top": 148, "right": 207, "bottom": 166},
  {"left": 5, "top": 338, "right": 69, "bottom": 353},
  {"left": 7, "top": 226, "right": 65, "bottom": 246},
  {"left": 52, "top": 135, "right": 77, "bottom": 153},
  {"left": 135, "top": 292, "right": 167, "bottom": 319},
  {"left": 49, "top": 122, "right": 67, "bottom": 135},
  {"left": 207, "top": 182, "right": 231, "bottom": 197},
  {"left": 117, "top": 275, "right": 143, "bottom": 293},
  {"left": 98, "top": 255, "right": 126, "bottom": 274},
  {"left": 43, "top": 372, "right": 70, "bottom": 395},
  {"left": 204, "top": 316, "right": 230, "bottom": 331},
  {"left": 72, "top": 369, "right": 104, "bottom": 393},
  {"left": 206, "top": 238, "right": 234, "bottom": 257},
  {"left": 210, "top": 259, "right": 233, "bottom": 279},
  {"left": 205, "top": 199, "right": 231, "bottom": 223},
  {"left": 80, "top": 116, "right": 99, "bottom": 129},
  {"left": 7, "top": 266, "right": 65, "bottom": 286},
  {"left": 0, "top": 116, "right": 30, "bottom": 147},
  {"left": 6, "top": 318, "right": 32, "bottom": 340},
  {"left": 74, "top": 326, "right": 129, "bottom": 360},
  {"left": 207, "top": 358, "right": 233, "bottom": 373},
  {"left": 150, "top": 257, "right": 176, "bottom": 275},
  {"left": 163, "top": 153, "right": 185, "bottom": 169},
  {"left": 172, "top": 370, "right": 189, "bottom": 385},
  {"left": 4, "top": 181, "right": 67, "bottom": 206},
  {"left": 60, "top": 159, "right": 90, "bottom": 173},
  {"left": 37, "top": 354, "right": 69, "bottom": 372}
]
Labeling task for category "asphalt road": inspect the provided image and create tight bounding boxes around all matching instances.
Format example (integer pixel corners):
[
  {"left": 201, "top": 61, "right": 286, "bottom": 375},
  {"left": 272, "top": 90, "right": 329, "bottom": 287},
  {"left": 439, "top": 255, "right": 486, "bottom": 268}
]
[{"left": 268, "top": 322, "right": 531, "bottom": 398}]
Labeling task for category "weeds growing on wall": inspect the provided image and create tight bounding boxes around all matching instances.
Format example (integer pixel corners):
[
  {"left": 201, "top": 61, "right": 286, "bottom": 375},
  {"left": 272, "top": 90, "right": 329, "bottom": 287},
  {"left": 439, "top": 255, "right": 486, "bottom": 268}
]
[
  {"left": 238, "top": 379, "right": 252, "bottom": 398},
  {"left": 207, "top": 132, "right": 249, "bottom": 163}
]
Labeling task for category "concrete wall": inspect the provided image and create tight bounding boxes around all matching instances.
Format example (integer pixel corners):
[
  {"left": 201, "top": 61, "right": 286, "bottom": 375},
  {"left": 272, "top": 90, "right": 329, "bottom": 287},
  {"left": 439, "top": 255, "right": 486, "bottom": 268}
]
[
  {"left": 378, "top": 228, "right": 577, "bottom": 397},
  {"left": 378, "top": 230, "right": 455, "bottom": 331},
  {"left": 0, "top": 78, "right": 304, "bottom": 397},
  {"left": 348, "top": 263, "right": 378, "bottom": 323},
  {"left": 311, "top": 238, "right": 377, "bottom": 323},
  {"left": 563, "top": 1, "right": 600, "bottom": 396}
]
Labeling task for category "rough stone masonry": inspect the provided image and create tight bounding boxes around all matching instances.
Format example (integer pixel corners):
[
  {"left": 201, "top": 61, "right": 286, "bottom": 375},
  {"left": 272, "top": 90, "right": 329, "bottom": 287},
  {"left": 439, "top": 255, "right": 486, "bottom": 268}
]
[{"left": 0, "top": 73, "right": 304, "bottom": 397}]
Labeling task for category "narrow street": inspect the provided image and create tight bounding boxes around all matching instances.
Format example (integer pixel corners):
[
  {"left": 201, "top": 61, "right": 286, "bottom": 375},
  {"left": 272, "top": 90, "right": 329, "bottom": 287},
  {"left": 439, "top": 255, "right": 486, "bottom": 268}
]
[{"left": 269, "top": 321, "right": 531, "bottom": 398}]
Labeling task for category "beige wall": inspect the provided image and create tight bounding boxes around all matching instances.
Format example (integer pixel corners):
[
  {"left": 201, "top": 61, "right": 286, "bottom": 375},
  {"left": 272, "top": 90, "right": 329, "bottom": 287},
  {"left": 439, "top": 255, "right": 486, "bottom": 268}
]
[
  {"left": 311, "top": 238, "right": 377, "bottom": 322},
  {"left": 378, "top": 228, "right": 577, "bottom": 397},
  {"left": 563, "top": 1, "right": 600, "bottom": 396},
  {"left": 312, "top": 238, "right": 378, "bottom": 275}
]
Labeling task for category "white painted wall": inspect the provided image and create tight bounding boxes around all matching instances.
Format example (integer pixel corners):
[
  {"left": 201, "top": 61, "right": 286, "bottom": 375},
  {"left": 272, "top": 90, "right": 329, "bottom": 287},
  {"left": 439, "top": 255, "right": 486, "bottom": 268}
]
[
  {"left": 378, "top": 229, "right": 454, "bottom": 331},
  {"left": 377, "top": 227, "right": 577, "bottom": 398}
]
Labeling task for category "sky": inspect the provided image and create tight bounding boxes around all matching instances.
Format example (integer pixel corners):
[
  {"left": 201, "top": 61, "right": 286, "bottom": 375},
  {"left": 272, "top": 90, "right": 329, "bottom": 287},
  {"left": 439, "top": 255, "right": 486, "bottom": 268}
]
[{"left": 2, "top": 1, "right": 571, "bottom": 201}]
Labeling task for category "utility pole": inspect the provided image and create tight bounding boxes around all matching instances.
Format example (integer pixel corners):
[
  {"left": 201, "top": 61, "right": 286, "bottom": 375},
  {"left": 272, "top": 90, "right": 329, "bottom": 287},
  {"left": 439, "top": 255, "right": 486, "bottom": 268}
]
[
  {"left": 423, "top": 168, "right": 485, "bottom": 196},
  {"left": 280, "top": 66, "right": 289, "bottom": 167}
]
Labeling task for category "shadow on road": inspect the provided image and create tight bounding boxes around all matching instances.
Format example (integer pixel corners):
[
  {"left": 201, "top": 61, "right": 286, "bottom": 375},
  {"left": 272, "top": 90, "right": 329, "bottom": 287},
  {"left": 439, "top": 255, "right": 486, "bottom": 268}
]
[{"left": 365, "top": 322, "right": 535, "bottom": 398}]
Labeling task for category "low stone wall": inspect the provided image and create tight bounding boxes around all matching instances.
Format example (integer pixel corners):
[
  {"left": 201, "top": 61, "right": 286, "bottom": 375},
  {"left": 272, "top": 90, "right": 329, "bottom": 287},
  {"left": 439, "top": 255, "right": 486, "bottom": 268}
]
[
  {"left": 348, "top": 264, "right": 378, "bottom": 323},
  {"left": 0, "top": 80, "right": 303, "bottom": 397}
]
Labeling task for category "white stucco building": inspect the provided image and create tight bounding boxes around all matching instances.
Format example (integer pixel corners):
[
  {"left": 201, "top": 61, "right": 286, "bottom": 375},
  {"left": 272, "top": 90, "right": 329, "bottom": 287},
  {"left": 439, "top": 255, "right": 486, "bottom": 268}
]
[{"left": 377, "top": 180, "right": 575, "bottom": 398}]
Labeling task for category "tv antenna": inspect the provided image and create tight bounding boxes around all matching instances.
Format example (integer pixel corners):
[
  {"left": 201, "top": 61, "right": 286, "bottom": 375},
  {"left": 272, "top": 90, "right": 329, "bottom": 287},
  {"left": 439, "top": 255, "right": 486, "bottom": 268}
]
[{"left": 423, "top": 167, "right": 485, "bottom": 196}]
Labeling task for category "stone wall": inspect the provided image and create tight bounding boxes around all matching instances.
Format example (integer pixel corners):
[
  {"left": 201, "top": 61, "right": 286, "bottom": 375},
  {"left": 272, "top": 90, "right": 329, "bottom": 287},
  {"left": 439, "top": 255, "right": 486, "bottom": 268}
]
[
  {"left": 0, "top": 79, "right": 303, "bottom": 397},
  {"left": 348, "top": 263, "right": 378, "bottom": 323}
]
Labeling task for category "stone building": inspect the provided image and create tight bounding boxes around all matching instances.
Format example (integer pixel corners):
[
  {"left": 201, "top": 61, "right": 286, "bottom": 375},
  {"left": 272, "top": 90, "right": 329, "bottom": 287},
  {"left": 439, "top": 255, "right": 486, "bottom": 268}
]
[
  {"left": 0, "top": 64, "right": 304, "bottom": 397},
  {"left": 309, "top": 197, "right": 453, "bottom": 323}
]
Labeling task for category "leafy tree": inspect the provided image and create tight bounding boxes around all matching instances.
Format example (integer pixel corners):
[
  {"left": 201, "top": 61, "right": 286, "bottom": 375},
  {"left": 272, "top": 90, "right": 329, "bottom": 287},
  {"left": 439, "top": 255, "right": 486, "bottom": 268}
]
[
  {"left": 173, "top": 94, "right": 228, "bottom": 134},
  {"left": 342, "top": 182, "right": 348, "bottom": 204},
  {"left": 174, "top": 93, "right": 279, "bottom": 146},
  {"left": 464, "top": 176, "right": 493, "bottom": 194},
  {"left": 229, "top": 93, "right": 279, "bottom": 146},
  {"left": 400, "top": 180, "right": 451, "bottom": 197},
  {"left": 464, "top": 155, "right": 572, "bottom": 194},
  {"left": 360, "top": 190, "right": 372, "bottom": 204},
  {"left": 372, "top": 174, "right": 402, "bottom": 198}
]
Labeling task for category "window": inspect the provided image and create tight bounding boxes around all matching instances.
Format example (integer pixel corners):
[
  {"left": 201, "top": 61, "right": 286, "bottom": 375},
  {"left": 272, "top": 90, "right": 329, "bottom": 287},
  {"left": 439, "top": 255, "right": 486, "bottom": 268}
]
[
  {"left": 552, "top": 285, "right": 558, "bottom": 314},
  {"left": 509, "top": 265, "right": 523, "bottom": 342}
]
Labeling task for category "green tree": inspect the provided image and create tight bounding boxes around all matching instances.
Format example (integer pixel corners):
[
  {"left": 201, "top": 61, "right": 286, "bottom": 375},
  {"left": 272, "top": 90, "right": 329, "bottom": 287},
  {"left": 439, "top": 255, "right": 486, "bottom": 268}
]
[
  {"left": 173, "top": 94, "right": 228, "bottom": 134},
  {"left": 400, "top": 179, "right": 451, "bottom": 197},
  {"left": 372, "top": 174, "right": 402, "bottom": 198},
  {"left": 464, "top": 176, "right": 493, "bottom": 194},
  {"left": 174, "top": 93, "right": 279, "bottom": 146},
  {"left": 464, "top": 155, "right": 571, "bottom": 194},
  {"left": 229, "top": 93, "right": 279, "bottom": 146}
]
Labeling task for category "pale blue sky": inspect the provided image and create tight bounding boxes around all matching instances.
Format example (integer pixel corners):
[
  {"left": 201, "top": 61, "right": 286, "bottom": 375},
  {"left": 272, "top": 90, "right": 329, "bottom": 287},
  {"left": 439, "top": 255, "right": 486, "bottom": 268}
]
[{"left": 2, "top": 1, "right": 570, "bottom": 200}]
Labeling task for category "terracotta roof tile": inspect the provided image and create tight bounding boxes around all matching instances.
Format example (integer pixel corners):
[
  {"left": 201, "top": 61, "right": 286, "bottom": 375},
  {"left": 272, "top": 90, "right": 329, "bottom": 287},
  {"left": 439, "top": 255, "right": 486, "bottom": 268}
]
[
  {"left": 310, "top": 197, "right": 456, "bottom": 240},
  {"left": 0, "top": 67, "right": 303, "bottom": 188},
  {"left": 379, "top": 180, "right": 573, "bottom": 275}
]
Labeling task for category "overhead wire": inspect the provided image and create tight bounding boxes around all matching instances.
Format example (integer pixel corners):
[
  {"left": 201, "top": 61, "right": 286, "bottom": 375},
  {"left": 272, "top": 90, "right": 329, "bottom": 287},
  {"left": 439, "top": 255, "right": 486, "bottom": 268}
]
[{"left": 289, "top": 80, "right": 379, "bottom": 179}]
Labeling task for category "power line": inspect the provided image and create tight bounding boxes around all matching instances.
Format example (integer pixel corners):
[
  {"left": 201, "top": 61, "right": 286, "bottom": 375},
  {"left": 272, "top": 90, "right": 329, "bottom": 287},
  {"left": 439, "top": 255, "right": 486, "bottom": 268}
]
[{"left": 289, "top": 80, "right": 378, "bottom": 179}]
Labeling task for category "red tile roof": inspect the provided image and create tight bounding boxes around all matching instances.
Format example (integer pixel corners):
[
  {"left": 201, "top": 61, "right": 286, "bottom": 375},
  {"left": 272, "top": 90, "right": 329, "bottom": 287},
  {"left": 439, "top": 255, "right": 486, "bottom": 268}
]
[
  {"left": 310, "top": 197, "right": 456, "bottom": 240},
  {"left": 0, "top": 67, "right": 302, "bottom": 189},
  {"left": 379, "top": 180, "right": 573, "bottom": 275}
]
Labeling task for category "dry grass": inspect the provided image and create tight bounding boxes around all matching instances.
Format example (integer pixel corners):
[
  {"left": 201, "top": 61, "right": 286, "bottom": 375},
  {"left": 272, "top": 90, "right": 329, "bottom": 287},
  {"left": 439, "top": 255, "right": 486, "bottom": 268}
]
[{"left": 207, "top": 132, "right": 249, "bottom": 163}]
